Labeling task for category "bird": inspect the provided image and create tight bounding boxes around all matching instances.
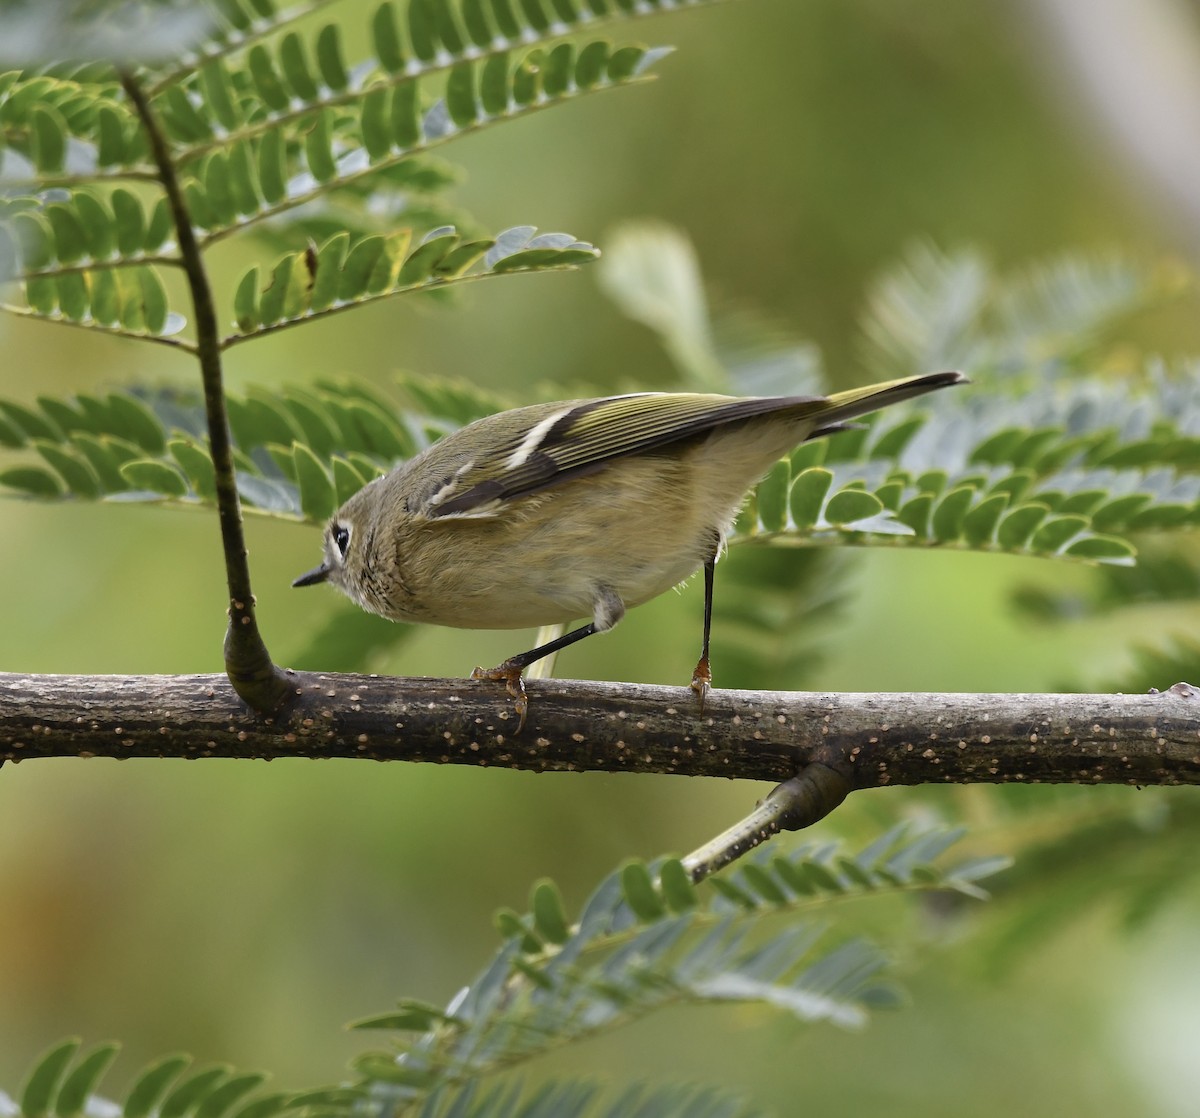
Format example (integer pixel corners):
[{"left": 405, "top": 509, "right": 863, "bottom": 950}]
[{"left": 293, "top": 370, "right": 966, "bottom": 727}]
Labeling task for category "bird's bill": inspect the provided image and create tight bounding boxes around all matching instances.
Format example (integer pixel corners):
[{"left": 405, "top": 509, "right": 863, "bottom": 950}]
[{"left": 292, "top": 563, "right": 331, "bottom": 587}]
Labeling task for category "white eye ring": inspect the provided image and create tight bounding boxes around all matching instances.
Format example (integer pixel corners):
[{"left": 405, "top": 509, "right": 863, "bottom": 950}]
[{"left": 333, "top": 524, "right": 351, "bottom": 557}]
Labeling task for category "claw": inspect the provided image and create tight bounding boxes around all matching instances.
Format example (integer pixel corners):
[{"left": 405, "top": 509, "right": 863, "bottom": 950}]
[
  {"left": 471, "top": 660, "right": 530, "bottom": 732},
  {"left": 690, "top": 655, "right": 712, "bottom": 715}
]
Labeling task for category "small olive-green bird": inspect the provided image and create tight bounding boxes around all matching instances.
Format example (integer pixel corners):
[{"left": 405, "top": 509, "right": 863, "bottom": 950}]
[{"left": 294, "top": 371, "right": 966, "bottom": 724}]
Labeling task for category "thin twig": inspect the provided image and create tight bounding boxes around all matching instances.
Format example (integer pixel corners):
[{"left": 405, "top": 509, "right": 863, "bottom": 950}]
[
  {"left": 0, "top": 303, "right": 198, "bottom": 352},
  {"left": 118, "top": 71, "right": 289, "bottom": 712},
  {"left": 682, "top": 763, "right": 852, "bottom": 880}
]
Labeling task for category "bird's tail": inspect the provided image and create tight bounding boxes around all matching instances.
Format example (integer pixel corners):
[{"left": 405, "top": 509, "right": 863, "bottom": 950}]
[{"left": 816, "top": 370, "right": 967, "bottom": 427}]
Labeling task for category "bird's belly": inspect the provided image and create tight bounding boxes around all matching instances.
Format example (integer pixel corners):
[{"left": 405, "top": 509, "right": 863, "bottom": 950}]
[{"left": 404, "top": 455, "right": 730, "bottom": 629}]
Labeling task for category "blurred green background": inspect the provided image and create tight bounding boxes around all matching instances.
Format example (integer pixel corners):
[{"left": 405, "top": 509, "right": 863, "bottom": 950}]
[{"left": 4, "top": 1, "right": 1200, "bottom": 1114}]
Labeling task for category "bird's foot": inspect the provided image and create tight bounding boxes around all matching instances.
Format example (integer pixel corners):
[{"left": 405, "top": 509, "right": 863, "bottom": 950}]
[
  {"left": 471, "top": 659, "right": 530, "bottom": 732},
  {"left": 690, "top": 656, "right": 712, "bottom": 714}
]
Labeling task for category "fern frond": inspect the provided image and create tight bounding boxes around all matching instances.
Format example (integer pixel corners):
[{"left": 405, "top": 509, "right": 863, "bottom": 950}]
[
  {"left": 0, "top": 71, "right": 154, "bottom": 185},
  {"left": 347, "top": 828, "right": 1006, "bottom": 1104},
  {"left": 858, "top": 242, "right": 1171, "bottom": 378},
  {"left": 5, "top": 1041, "right": 359, "bottom": 1118},
  {"left": 145, "top": 0, "right": 342, "bottom": 95},
  {"left": 225, "top": 224, "right": 598, "bottom": 345},
  {"left": 730, "top": 363, "right": 1200, "bottom": 565},
  {"left": 398, "top": 1078, "right": 764, "bottom": 1118},
  {"left": 167, "top": 37, "right": 672, "bottom": 248}
]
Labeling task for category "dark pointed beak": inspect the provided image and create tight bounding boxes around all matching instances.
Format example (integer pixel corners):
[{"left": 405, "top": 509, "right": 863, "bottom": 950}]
[{"left": 292, "top": 563, "right": 331, "bottom": 588}]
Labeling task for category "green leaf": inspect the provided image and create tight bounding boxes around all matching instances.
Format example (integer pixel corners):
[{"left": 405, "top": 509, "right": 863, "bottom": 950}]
[
  {"left": 531, "top": 879, "right": 571, "bottom": 945},
  {"left": 741, "top": 862, "right": 787, "bottom": 905},
  {"left": 390, "top": 81, "right": 420, "bottom": 148},
  {"left": 361, "top": 87, "right": 392, "bottom": 162},
  {"left": 279, "top": 32, "right": 319, "bottom": 101},
  {"left": 996, "top": 503, "right": 1049, "bottom": 551},
  {"left": 331, "top": 456, "right": 368, "bottom": 504},
  {"left": 107, "top": 393, "right": 167, "bottom": 453},
  {"left": 1, "top": 399, "right": 61, "bottom": 441},
  {"left": 435, "top": 238, "right": 493, "bottom": 277},
  {"left": 160, "top": 1069, "right": 231, "bottom": 1118},
  {"left": 896, "top": 492, "right": 933, "bottom": 537},
  {"left": 56, "top": 271, "right": 90, "bottom": 321},
  {"left": 575, "top": 39, "right": 610, "bottom": 88},
  {"left": 96, "top": 104, "right": 128, "bottom": 166},
  {"left": 305, "top": 110, "right": 337, "bottom": 183},
  {"left": 659, "top": 858, "right": 698, "bottom": 913},
  {"left": 621, "top": 860, "right": 665, "bottom": 921},
  {"left": 494, "top": 907, "right": 542, "bottom": 953},
  {"left": 73, "top": 192, "right": 116, "bottom": 260},
  {"left": 225, "top": 142, "right": 262, "bottom": 217},
  {"left": 57, "top": 1044, "right": 121, "bottom": 1118},
  {"left": 315, "top": 23, "right": 349, "bottom": 92},
  {"left": 120, "top": 459, "right": 189, "bottom": 498},
  {"left": 349, "top": 999, "right": 449, "bottom": 1031},
  {"left": 90, "top": 269, "right": 120, "bottom": 325},
  {"left": 707, "top": 876, "right": 757, "bottom": 910},
  {"left": 247, "top": 44, "right": 289, "bottom": 112},
  {"left": 1030, "top": 514, "right": 1088, "bottom": 553},
  {"left": 258, "top": 254, "right": 298, "bottom": 327},
  {"left": 169, "top": 438, "right": 217, "bottom": 500},
  {"left": 961, "top": 491, "right": 1008, "bottom": 546},
  {"left": 35, "top": 441, "right": 100, "bottom": 497},
  {"left": 824, "top": 487, "right": 884, "bottom": 526},
  {"left": 1090, "top": 492, "right": 1153, "bottom": 533},
  {"left": 20, "top": 1038, "right": 80, "bottom": 1118},
  {"left": 338, "top": 236, "right": 387, "bottom": 300},
  {"left": 145, "top": 198, "right": 173, "bottom": 251},
  {"left": 138, "top": 266, "right": 170, "bottom": 334},
  {"left": 755, "top": 458, "right": 790, "bottom": 532},
  {"left": 233, "top": 265, "right": 261, "bottom": 332},
  {"left": 200, "top": 60, "right": 242, "bottom": 131},
  {"left": 72, "top": 435, "right": 131, "bottom": 491},
  {"left": 46, "top": 202, "right": 88, "bottom": 263},
  {"left": 372, "top": 3, "right": 406, "bottom": 73},
  {"left": 930, "top": 484, "right": 974, "bottom": 542},
  {"left": 543, "top": 41, "right": 574, "bottom": 97},
  {"left": 0, "top": 465, "right": 63, "bottom": 497},
  {"left": 1063, "top": 535, "right": 1137, "bottom": 565},
  {"left": 293, "top": 443, "right": 336, "bottom": 520},
  {"left": 194, "top": 1075, "right": 267, "bottom": 1118},
  {"left": 408, "top": 0, "right": 437, "bottom": 61},
  {"left": 0, "top": 410, "right": 25, "bottom": 448},
  {"left": 235, "top": 392, "right": 300, "bottom": 448},
  {"left": 310, "top": 232, "right": 349, "bottom": 313},
  {"left": 480, "top": 52, "right": 510, "bottom": 115},
  {"left": 607, "top": 44, "right": 649, "bottom": 81},
  {"left": 204, "top": 151, "right": 238, "bottom": 227},
  {"left": 445, "top": 62, "right": 478, "bottom": 128},
  {"left": 123, "top": 1055, "right": 193, "bottom": 1118},
  {"left": 257, "top": 127, "right": 287, "bottom": 204},
  {"left": 30, "top": 103, "right": 67, "bottom": 173},
  {"left": 161, "top": 85, "right": 212, "bottom": 142},
  {"left": 397, "top": 230, "right": 457, "bottom": 285}
]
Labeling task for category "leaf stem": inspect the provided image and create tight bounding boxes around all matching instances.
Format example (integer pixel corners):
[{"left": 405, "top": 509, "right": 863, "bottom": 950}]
[{"left": 118, "top": 70, "right": 290, "bottom": 712}]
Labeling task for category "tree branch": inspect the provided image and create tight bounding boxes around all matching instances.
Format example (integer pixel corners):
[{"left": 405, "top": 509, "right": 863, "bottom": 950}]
[{"left": 3, "top": 672, "right": 1198, "bottom": 789}]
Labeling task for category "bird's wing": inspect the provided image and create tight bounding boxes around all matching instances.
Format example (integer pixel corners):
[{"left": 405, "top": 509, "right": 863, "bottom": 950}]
[{"left": 427, "top": 391, "right": 822, "bottom": 518}]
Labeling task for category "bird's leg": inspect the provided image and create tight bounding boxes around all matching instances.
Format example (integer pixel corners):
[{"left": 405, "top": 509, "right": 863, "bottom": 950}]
[
  {"left": 690, "top": 553, "right": 717, "bottom": 710},
  {"left": 473, "top": 587, "right": 624, "bottom": 731}
]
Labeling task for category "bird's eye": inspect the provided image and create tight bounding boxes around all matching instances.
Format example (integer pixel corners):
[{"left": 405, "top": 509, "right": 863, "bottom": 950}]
[{"left": 333, "top": 524, "right": 351, "bottom": 557}]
